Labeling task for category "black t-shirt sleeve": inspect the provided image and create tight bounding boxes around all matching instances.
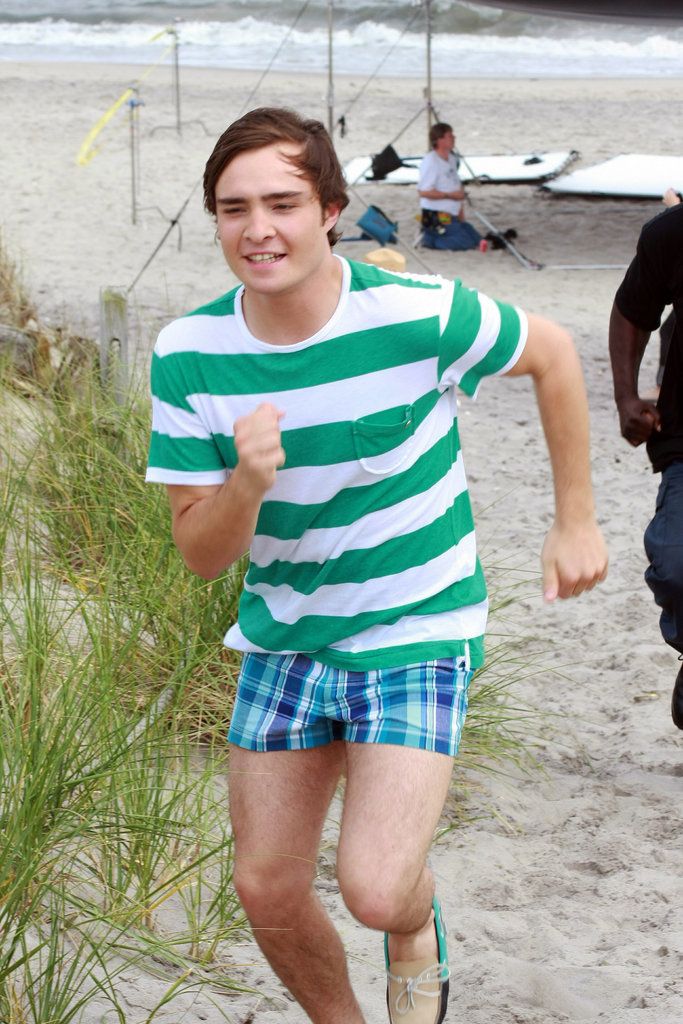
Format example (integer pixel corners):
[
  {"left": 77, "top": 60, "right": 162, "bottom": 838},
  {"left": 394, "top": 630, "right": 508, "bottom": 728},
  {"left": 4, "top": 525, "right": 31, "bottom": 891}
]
[{"left": 615, "top": 209, "right": 675, "bottom": 331}]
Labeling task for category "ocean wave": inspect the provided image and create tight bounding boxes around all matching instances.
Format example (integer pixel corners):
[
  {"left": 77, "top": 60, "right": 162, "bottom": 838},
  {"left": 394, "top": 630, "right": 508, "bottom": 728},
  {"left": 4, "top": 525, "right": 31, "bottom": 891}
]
[
  {"left": 0, "top": 2, "right": 515, "bottom": 31},
  {"left": 1, "top": 14, "right": 682, "bottom": 77}
]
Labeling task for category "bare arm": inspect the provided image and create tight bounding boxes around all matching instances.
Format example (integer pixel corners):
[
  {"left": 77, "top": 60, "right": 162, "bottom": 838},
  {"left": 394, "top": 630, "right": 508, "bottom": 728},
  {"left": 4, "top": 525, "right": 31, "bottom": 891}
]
[
  {"left": 506, "top": 313, "right": 608, "bottom": 601},
  {"left": 167, "top": 402, "right": 285, "bottom": 579},
  {"left": 418, "top": 187, "right": 465, "bottom": 201},
  {"left": 608, "top": 301, "right": 661, "bottom": 446}
]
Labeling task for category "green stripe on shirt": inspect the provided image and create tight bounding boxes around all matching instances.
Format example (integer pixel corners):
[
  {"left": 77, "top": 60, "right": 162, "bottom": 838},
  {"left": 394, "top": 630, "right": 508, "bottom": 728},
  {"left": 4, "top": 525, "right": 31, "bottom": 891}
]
[
  {"left": 459, "top": 301, "right": 522, "bottom": 395},
  {"left": 348, "top": 261, "right": 441, "bottom": 293},
  {"left": 148, "top": 431, "right": 227, "bottom": 473},
  {"left": 237, "top": 562, "right": 487, "bottom": 653},
  {"left": 257, "top": 422, "right": 460, "bottom": 538},
  {"left": 246, "top": 491, "right": 474, "bottom": 593},
  {"left": 152, "top": 319, "right": 438, "bottom": 405}
]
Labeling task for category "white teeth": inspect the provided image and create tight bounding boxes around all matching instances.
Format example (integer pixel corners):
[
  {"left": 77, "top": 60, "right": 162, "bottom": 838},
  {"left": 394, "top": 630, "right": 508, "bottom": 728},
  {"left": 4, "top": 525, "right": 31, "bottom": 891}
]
[{"left": 248, "top": 253, "right": 281, "bottom": 262}]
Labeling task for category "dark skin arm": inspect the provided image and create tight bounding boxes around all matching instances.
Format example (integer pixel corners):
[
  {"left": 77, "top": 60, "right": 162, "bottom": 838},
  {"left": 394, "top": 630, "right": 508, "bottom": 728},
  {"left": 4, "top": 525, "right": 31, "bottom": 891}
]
[{"left": 608, "top": 302, "right": 662, "bottom": 446}]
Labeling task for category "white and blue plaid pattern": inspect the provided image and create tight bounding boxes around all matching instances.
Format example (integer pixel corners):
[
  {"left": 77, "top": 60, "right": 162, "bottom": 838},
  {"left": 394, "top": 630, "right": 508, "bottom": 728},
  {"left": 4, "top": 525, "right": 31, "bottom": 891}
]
[{"left": 228, "top": 653, "right": 471, "bottom": 755}]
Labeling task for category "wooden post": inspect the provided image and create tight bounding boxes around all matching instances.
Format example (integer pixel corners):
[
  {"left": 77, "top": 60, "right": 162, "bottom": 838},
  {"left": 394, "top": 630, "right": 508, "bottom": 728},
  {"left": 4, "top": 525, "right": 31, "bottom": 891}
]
[
  {"left": 99, "top": 287, "right": 128, "bottom": 404},
  {"left": 0, "top": 323, "right": 36, "bottom": 375}
]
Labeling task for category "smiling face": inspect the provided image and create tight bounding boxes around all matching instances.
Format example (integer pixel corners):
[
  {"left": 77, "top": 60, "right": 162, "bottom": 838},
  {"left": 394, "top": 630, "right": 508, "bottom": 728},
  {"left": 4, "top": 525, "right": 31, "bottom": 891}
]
[{"left": 214, "top": 143, "right": 341, "bottom": 301}]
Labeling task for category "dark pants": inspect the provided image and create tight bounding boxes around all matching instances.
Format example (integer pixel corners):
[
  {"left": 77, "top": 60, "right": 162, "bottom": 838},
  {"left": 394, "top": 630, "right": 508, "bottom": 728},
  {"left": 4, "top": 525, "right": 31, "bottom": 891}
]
[
  {"left": 422, "top": 219, "right": 482, "bottom": 251},
  {"left": 644, "top": 460, "right": 683, "bottom": 655}
]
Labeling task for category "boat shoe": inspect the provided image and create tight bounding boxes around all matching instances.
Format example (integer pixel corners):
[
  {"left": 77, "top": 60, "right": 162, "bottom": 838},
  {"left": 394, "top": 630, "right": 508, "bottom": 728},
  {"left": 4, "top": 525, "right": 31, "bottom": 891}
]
[{"left": 384, "top": 896, "right": 450, "bottom": 1023}]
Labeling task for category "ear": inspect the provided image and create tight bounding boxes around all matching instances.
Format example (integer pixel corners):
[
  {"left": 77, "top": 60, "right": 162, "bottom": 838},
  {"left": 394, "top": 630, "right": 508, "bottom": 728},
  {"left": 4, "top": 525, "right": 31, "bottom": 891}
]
[{"left": 322, "top": 202, "right": 341, "bottom": 232}]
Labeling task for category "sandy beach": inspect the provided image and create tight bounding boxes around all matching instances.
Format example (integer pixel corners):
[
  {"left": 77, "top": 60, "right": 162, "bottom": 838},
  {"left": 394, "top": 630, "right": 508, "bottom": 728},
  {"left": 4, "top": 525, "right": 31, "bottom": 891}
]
[{"left": 1, "top": 60, "right": 681, "bottom": 1023}]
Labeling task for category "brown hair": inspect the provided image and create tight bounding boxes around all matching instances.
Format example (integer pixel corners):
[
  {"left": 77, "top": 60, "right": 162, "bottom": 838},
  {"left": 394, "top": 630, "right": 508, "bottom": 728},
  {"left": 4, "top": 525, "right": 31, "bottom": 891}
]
[
  {"left": 429, "top": 122, "right": 453, "bottom": 149},
  {"left": 203, "top": 107, "right": 349, "bottom": 246}
]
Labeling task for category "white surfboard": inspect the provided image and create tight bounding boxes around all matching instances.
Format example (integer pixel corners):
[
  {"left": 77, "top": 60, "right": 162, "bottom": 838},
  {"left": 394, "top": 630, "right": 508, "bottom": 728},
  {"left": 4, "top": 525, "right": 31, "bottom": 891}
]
[
  {"left": 344, "top": 150, "right": 579, "bottom": 187},
  {"left": 542, "top": 154, "right": 683, "bottom": 198}
]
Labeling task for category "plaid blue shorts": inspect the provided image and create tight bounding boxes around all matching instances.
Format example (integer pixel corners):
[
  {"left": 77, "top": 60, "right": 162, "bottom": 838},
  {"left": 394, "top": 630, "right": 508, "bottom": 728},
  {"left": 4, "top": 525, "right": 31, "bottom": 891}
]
[{"left": 228, "top": 653, "right": 472, "bottom": 756}]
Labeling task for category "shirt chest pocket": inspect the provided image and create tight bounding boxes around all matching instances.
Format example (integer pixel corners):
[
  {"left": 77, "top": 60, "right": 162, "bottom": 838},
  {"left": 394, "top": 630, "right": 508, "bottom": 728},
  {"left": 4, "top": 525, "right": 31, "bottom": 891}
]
[{"left": 351, "top": 404, "right": 416, "bottom": 476}]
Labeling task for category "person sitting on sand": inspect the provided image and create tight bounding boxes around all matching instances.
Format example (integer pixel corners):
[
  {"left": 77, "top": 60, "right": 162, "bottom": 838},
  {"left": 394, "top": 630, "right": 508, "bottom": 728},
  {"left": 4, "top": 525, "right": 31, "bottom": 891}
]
[
  {"left": 147, "top": 106, "right": 608, "bottom": 1024},
  {"left": 417, "top": 122, "right": 483, "bottom": 251},
  {"left": 609, "top": 186, "right": 683, "bottom": 731}
]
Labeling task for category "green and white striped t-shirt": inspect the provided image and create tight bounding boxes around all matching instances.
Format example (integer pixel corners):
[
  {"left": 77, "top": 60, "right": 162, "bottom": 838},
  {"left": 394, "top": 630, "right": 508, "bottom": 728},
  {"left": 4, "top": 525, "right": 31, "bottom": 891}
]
[{"left": 146, "top": 256, "right": 527, "bottom": 670}]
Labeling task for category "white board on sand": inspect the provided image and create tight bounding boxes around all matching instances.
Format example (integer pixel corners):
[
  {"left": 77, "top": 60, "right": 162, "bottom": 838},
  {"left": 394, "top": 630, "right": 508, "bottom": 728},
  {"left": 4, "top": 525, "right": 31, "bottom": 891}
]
[
  {"left": 543, "top": 154, "right": 683, "bottom": 198},
  {"left": 344, "top": 151, "right": 578, "bottom": 187}
]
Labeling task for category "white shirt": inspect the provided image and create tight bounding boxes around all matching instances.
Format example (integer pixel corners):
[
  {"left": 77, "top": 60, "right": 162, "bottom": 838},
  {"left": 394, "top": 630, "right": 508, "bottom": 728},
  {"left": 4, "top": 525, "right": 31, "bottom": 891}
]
[{"left": 418, "top": 150, "right": 462, "bottom": 217}]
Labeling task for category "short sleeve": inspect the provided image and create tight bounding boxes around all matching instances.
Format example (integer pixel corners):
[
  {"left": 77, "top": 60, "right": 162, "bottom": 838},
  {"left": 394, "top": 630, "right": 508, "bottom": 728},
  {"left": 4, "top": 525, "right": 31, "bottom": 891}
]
[
  {"left": 146, "top": 345, "right": 229, "bottom": 486},
  {"left": 437, "top": 279, "right": 527, "bottom": 398},
  {"left": 418, "top": 153, "right": 438, "bottom": 192}
]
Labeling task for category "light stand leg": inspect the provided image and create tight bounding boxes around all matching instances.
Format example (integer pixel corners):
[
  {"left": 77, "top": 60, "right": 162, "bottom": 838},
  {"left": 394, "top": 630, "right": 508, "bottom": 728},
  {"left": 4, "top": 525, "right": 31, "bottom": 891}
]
[
  {"left": 172, "top": 26, "right": 181, "bottom": 136},
  {"left": 129, "top": 89, "right": 137, "bottom": 225}
]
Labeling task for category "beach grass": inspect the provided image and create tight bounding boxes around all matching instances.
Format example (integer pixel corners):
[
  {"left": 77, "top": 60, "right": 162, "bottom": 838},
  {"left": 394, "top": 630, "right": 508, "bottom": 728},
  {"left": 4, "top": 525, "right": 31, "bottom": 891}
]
[
  {"left": 0, "top": 334, "right": 250, "bottom": 1015},
  {"left": 0, "top": 241, "right": 548, "bottom": 1019},
  {"left": 0, "top": 531, "right": 250, "bottom": 1021}
]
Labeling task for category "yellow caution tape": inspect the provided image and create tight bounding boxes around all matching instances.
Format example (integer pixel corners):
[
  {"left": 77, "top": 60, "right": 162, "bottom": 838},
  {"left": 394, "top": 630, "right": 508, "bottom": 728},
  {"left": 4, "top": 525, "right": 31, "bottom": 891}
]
[
  {"left": 148, "top": 26, "right": 175, "bottom": 43},
  {"left": 76, "top": 38, "right": 175, "bottom": 166},
  {"left": 76, "top": 87, "right": 133, "bottom": 166}
]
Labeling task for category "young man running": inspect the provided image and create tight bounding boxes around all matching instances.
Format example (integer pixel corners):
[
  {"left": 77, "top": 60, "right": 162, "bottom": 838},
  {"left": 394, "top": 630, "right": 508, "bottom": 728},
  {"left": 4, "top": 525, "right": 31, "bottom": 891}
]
[{"left": 146, "top": 107, "right": 607, "bottom": 1024}]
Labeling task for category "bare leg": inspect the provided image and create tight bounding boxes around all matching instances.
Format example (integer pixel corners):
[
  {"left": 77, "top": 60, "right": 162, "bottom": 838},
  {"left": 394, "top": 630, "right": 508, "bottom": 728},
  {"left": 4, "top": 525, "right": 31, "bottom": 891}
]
[
  {"left": 337, "top": 743, "right": 455, "bottom": 961},
  {"left": 229, "top": 742, "right": 366, "bottom": 1024}
]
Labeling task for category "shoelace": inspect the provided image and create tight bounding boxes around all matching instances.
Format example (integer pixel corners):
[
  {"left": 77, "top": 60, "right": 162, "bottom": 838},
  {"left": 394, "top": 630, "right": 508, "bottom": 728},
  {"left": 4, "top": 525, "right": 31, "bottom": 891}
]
[{"left": 387, "top": 962, "right": 451, "bottom": 1016}]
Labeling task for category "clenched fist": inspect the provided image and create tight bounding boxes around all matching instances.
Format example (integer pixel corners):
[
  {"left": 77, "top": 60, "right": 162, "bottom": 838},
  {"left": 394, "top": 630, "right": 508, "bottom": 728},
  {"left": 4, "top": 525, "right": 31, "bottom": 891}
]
[
  {"left": 617, "top": 395, "right": 661, "bottom": 447},
  {"left": 233, "top": 402, "right": 286, "bottom": 496}
]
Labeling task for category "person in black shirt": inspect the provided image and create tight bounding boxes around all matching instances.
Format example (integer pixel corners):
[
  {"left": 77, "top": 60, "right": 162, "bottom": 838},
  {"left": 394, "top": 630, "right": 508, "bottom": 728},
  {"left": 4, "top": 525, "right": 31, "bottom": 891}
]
[
  {"left": 609, "top": 200, "right": 683, "bottom": 729},
  {"left": 655, "top": 189, "right": 680, "bottom": 388}
]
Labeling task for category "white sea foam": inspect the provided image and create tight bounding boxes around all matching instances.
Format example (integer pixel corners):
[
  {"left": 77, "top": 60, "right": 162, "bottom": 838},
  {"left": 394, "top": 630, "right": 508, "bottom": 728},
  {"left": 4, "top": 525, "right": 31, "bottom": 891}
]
[{"left": 1, "top": 14, "right": 682, "bottom": 77}]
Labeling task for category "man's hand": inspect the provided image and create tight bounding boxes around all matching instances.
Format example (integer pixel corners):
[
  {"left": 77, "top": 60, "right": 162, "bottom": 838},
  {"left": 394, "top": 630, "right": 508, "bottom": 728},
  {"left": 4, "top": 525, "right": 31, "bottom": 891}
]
[
  {"left": 233, "top": 402, "right": 286, "bottom": 497},
  {"left": 616, "top": 395, "right": 661, "bottom": 447},
  {"left": 541, "top": 519, "right": 608, "bottom": 602},
  {"left": 663, "top": 186, "right": 681, "bottom": 208},
  {"left": 166, "top": 402, "right": 286, "bottom": 580}
]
